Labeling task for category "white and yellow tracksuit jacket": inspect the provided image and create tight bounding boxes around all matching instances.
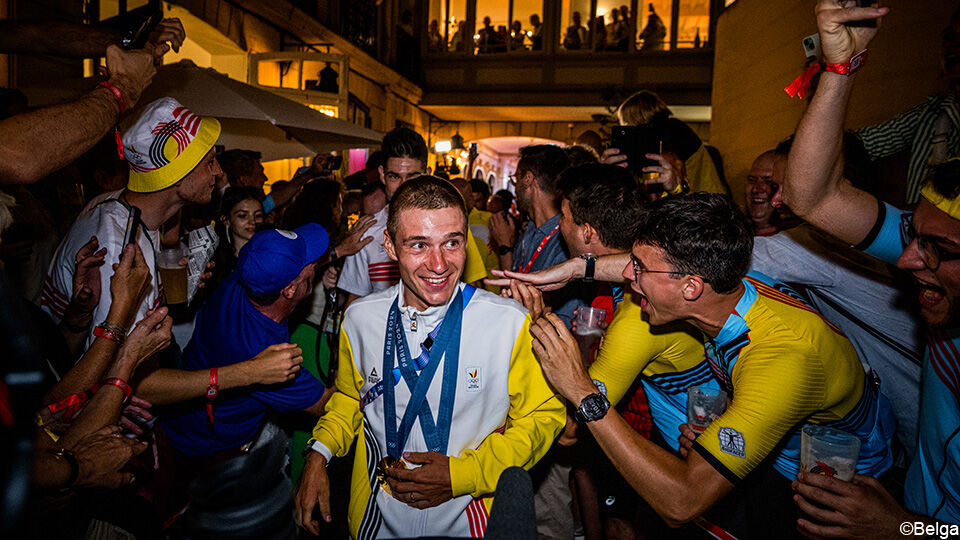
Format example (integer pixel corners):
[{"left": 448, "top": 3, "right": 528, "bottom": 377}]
[{"left": 310, "top": 282, "right": 565, "bottom": 539}]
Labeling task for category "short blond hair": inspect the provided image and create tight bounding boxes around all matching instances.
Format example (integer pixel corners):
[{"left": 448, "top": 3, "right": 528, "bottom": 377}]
[{"left": 617, "top": 90, "right": 669, "bottom": 126}]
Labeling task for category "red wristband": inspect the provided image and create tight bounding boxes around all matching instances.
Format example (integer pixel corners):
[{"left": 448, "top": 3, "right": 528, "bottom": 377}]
[
  {"left": 94, "top": 324, "right": 125, "bottom": 346},
  {"left": 99, "top": 377, "right": 133, "bottom": 400},
  {"left": 784, "top": 49, "right": 868, "bottom": 98},
  {"left": 206, "top": 368, "right": 219, "bottom": 425},
  {"left": 97, "top": 81, "right": 126, "bottom": 160},
  {"left": 98, "top": 81, "right": 126, "bottom": 116}
]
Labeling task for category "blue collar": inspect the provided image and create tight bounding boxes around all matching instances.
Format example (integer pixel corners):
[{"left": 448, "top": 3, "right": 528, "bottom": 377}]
[
  {"left": 535, "top": 214, "right": 562, "bottom": 236},
  {"left": 711, "top": 278, "right": 756, "bottom": 349}
]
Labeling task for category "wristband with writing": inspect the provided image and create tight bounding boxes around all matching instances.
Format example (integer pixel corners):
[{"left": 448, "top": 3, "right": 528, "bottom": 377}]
[
  {"left": 99, "top": 377, "right": 133, "bottom": 400},
  {"left": 97, "top": 81, "right": 126, "bottom": 159}
]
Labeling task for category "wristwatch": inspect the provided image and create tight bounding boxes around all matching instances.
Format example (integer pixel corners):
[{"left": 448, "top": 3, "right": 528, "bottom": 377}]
[
  {"left": 575, "top": 392, "right": 610, "bottom": 423},
  {"left": 498, "top": 245, "right": 514, "bottom": 256},
  {"left": 580, "top": 253, "right": 597, "bottom": 282}
]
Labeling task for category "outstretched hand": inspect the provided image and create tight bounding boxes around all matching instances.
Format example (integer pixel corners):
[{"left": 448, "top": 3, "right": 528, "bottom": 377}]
[
  {"left": 72, "top": 425, "right": 149, "bottom": 489},
  {"left": 485, "top": 260, "right": 579, "bottom": 291},
  {"left": 241, "top": 343, "right": 304, "bottom": 385},
  {"left": 109, "top": 243, "right": 151, "bottom": 319},
  {"left": 337, "top": 214, "right": 376, "bottom": 257},
  {"left": 815, "top": 1, "right": 888, "bottom": 64},
  {"left": 147, "top": 18, "right": 186, "bottom": 62},
  {"left": 117, "top": 307, "right": 172, "bottom": 366},
  {"left": 72, "top": 236, "right": 107, "bottom": 314},
  {"left": 501, "top": 279, "right": 549, "bottom": 319}
]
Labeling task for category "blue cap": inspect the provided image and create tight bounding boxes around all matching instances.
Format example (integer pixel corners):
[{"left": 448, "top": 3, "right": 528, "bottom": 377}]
[{"left": 237, "top": 223, "right": 330, "bottom": 295}]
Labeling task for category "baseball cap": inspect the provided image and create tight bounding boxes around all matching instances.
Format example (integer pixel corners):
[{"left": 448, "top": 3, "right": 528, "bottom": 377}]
[
  {"left": 123, "top": 97, "right": 221, "bottom": 193},
  {"left": 237, "top": 223, "right": 330, "bottom": 295}
]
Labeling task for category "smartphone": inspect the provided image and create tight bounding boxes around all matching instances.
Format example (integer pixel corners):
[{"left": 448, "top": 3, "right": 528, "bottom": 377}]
[
  {"left": 124, "top": 206, "right": 142, "bottom": 246},
  {"left": 325, "top": 155, "right": 344, "bottom": 170},
  {"left": 121, "top": 7, "right": 163, "bottom": 50},
  {"left": 611, "top": 125, "right": 662, "bottom": 177},
  {"left": 847, "top": 0, "right": 878, "bottom": 28}
]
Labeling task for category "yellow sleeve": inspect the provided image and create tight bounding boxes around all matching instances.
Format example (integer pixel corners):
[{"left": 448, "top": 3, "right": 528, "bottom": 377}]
[
  {"left": 463, "top": 229, "right": 488, "bottom": 283},
  {"left": 692, "top": 342, "right": 824, "bottom": 482},
  {"left": 448, "top": 315, "right": 566, "bottom": 497},
  {"left": 311, "top": 328, "right": 365, "bottom": 458},
  {"left": 685, "top": 145, "right": 726, "bottom": 195},
  {"left": 588, "top": 297, "right": 666, "bottom": 406}
]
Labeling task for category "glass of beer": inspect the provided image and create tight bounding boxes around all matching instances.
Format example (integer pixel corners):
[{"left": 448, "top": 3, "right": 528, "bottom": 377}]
[
  {"left": 800, "top": 425, "right": 860, "bottom": 481},
  {"left": 158, "top": 245, "right": 188, "bottom": 305},
  {"left": 686, "top": 386, "right": 728, "bottom": 433},
  {"left": 574, "top": 307, "right": 607, "bottom": 337}
]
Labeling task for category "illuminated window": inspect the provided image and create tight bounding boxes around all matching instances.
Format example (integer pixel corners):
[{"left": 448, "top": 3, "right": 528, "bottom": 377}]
[
  {"left": 475, "top": 0, "right": 510, "bottom": 53},
  {"left": 676, "top": 0, "right": 710, "bottom": 48},
  {"left": 510, "top": 0, "right": 543, "bottom": 52},
  {"left": 637, "top": 1, "right": 672, "bottom": 51},
  {"left": 309, "top": 104, "right": 339, "bottom": 118},
  {"left": 560, "top": 0, "right": 592, "bottom": 51},
  {"left": 428, "top": 0, "right": 468, "bottom": 53}
]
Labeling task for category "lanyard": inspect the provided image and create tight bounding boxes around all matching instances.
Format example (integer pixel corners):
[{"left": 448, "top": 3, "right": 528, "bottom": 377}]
[
  {"left": 382, "top": 286, "right": 473, "bottom": 457},
  {"left": 519, "top": 223, "right": 560, "bottom": 273}
]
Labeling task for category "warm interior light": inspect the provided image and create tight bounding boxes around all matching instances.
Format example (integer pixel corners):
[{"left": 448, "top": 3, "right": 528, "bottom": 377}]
[{"left": 435, "top": 140, "right": 452, "bottom": 153}]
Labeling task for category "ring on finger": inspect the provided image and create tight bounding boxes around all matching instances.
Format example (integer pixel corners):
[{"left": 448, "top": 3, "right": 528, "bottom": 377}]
[{"left": 409, "top": 492, "right": 415, "bottom": 503}]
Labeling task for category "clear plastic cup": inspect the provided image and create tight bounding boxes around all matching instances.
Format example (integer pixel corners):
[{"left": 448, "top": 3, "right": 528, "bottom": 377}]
[
  {"left": 800, "top": 425, "right": 860, "bottom": 481},
  {"left": 686, "top": 386, "right": 728, "bottom": 433},
  {"left": 158, "top": 244, "right": 188, "bottom": 305},
  {"left": 574, "top": 306, "right": 607, "bottom": 337}
]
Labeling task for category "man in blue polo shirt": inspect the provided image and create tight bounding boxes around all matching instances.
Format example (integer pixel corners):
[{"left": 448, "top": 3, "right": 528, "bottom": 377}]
[{"left": 160, "top": 223, "right": 334, "bottom": 456}]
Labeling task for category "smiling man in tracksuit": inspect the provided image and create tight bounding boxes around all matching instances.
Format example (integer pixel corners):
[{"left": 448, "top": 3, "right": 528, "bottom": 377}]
[{"left": 295, "top": 176, "right": 565, "bottom": 539}]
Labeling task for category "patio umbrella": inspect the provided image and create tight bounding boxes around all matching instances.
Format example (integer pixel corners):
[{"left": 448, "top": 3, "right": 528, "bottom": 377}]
[{"left": 22, "top": 60, "right": 382, "bottom": 161}]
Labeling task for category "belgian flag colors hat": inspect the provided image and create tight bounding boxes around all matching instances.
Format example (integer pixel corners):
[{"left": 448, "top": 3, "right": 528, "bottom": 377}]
[{"left": 123, "top": 97, "right": 221, "bottom": 193}]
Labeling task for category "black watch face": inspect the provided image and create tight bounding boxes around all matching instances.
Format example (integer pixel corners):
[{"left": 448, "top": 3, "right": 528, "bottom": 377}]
[{"left": 579, "top": 393, "right": 608, "bottom": 422}]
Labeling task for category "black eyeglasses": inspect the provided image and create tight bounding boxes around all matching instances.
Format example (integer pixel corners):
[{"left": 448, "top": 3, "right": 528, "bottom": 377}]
[
  {"left": 630, "top": 254, "right": 678, "bottom": 283},
  {"left": 900, "top": 213, "right": 960, "bottom": 271}
]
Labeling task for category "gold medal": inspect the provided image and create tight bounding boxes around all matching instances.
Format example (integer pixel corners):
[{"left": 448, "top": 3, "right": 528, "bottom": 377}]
[{"left": 375, "top": 456, "right": 407, "bottom": 496}]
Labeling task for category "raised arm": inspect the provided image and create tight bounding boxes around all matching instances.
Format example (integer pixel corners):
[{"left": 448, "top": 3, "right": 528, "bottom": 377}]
[
  {"left": 134, "top": 343, "right": 306, "bottom": 405},
  {"left": 781, "top": 1, "right": 889, "bottom": 245},
  {"left": 0, "top": 45, "right": 155, "bottom": 184},
  {"left": 486, "top": 252, "right": 630, "bottom": 290}
]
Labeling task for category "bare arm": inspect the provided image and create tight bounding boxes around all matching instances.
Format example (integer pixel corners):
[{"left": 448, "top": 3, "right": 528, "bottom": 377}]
[
  {"left": 781, "top": 1, "right": 890, "bottom": 245},
  {"left": 0, "top": 45, "right": 155, "bottom": 184},
  {"left": 486, "top": 253, "right": 630, "bottom": 290},
  {"left": 530, "top": 313, "right": 732, "bottom": 526},
  {"left": 45, "top": 243, "right": 150, "bottom": 404},
  {"left": 134, "top": 343, "right": 305, "bottom": 405}
]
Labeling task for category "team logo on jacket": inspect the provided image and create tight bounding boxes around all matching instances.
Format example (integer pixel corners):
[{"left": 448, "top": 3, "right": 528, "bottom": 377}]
[
  {"left": 465, "top": 367, "right": 481, "bottom": 392},
  {"left": 368, "top": 368, "right": 380, "bottom": 385},
  {"left": 718, "top": 427, "right": 745, "bottom": 458}
]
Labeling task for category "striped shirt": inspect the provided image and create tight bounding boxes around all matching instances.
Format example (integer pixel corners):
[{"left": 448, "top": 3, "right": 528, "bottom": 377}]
[{"left": 856, "top": 93, "right": 960, "bottom": 204}]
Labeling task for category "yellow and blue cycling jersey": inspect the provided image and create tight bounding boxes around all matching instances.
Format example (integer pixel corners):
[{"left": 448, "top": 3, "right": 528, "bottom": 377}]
[
  {"left": 861, "top": 200, "right": 960, "bottom": 524},
  {"left": 692, "top": 271, "right": 895, "bottom": 483},
  {"left": 588, "top": 293, "right": 717, "bottom": 450}
]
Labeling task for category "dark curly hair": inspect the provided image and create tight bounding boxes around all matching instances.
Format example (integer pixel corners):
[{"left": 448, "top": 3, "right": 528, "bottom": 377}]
[{"left": 633, "top": 192, "right": 753, "bottom": 294}]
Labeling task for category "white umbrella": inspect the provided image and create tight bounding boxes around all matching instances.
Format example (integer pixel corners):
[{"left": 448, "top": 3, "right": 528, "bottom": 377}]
[{"left": 22, "top": 60, "right": 382, "bottom": 161}]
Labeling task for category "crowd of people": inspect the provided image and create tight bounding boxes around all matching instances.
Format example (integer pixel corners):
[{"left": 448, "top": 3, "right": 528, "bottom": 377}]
[
  {"left": 2, "top": 2, "right": 960, "bottom": 540},
  {"left": 428, "top": 3, "right": 673, "bottom": 54}
]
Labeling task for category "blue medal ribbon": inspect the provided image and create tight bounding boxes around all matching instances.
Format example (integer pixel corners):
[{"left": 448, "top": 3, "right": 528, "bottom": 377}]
[{"left": 382, "top": 285, "right": 474, "bottom": 457}]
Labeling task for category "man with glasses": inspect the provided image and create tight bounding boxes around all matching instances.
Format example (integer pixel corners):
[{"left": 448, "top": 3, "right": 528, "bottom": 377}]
[
  {"left": 784, "top": 2, "right": 960, "bottom": 535},
  {"left": 522, "top": 193, "right": 894, "bottom": 539}
]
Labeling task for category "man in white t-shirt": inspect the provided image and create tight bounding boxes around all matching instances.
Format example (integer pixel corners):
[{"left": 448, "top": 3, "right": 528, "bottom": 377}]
[{"left": 42, "top": 97, "right": 222, "bottom": 347}]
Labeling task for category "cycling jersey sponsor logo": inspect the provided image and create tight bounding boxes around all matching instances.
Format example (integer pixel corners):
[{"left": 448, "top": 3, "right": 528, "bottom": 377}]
[
  {"left": 718, "top": 427, "right": 745, "bottom": 458},
  {"left": 466, "top": 367, "right": 481, "bottom": 392}
]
